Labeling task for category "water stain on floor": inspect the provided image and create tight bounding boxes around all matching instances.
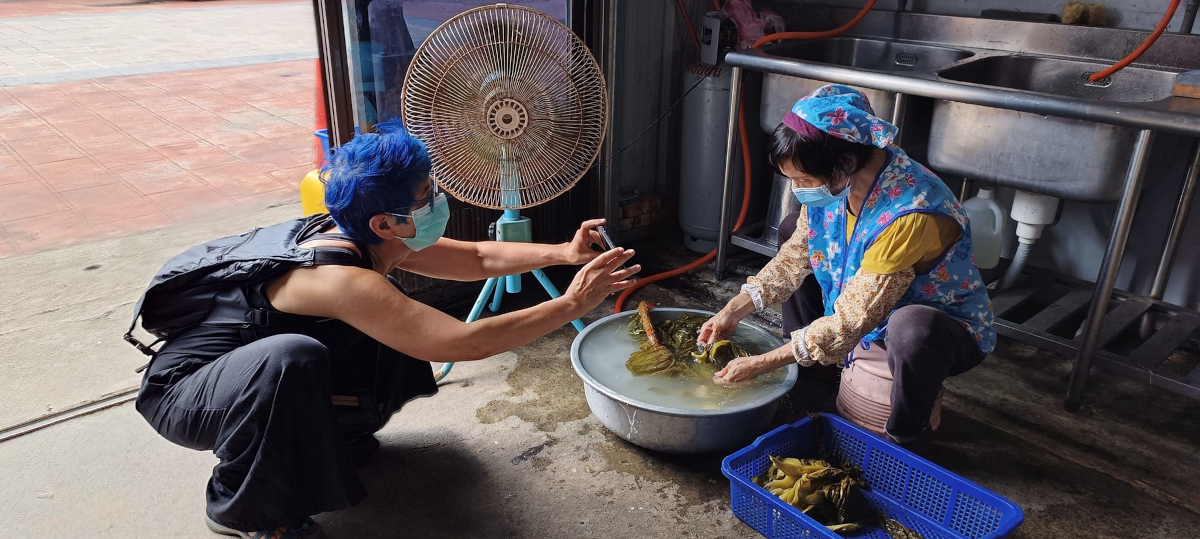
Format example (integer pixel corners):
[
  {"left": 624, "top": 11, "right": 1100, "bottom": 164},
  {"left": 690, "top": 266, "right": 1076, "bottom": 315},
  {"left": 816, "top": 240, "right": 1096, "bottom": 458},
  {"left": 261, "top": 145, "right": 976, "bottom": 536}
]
[{"left": 475, "top": 326, "right": 591, "bottom": 431}]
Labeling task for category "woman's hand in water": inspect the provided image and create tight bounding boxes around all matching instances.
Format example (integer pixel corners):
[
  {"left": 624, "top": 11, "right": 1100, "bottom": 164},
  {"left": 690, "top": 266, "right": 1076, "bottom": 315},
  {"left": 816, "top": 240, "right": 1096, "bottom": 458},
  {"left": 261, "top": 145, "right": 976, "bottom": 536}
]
[
  {"left": 713, "top": 345, "right": 794, "bottom": 387},
  {"left": 698, "top": 293, "right": 755, "bottom": 347}
]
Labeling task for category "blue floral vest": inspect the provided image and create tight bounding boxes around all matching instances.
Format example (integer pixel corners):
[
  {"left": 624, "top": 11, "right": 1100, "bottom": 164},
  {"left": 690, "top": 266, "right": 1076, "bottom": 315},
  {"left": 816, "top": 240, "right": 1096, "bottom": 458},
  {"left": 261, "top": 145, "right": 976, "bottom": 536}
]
[{"left": 806, "top": 147, "right": 996, "bottom": 355}]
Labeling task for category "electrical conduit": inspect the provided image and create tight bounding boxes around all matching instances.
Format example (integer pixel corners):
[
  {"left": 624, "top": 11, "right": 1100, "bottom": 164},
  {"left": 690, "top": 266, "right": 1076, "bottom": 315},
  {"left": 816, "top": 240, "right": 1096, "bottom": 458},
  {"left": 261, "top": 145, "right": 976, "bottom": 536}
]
[{"left": 614, "top": 0, "right": 879, "bottom": 312}]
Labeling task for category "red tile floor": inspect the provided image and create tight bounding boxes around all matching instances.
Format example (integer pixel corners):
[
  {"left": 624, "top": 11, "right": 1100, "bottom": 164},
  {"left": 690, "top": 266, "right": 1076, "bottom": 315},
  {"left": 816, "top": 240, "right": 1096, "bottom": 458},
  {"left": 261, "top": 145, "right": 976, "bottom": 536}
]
[
  {"left": 0, "top": 60, "right": 317, "bottom": 258},
  {"left": 0, "top": 0, "right": 301, "bottom": 19}
]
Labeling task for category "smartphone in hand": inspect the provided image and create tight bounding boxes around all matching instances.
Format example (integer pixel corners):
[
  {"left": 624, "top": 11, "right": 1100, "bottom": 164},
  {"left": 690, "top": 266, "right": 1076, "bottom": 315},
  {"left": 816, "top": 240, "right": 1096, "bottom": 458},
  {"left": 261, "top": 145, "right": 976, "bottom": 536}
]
[{"left": 596, "top": 225, "right": 626, "bottom": 269}]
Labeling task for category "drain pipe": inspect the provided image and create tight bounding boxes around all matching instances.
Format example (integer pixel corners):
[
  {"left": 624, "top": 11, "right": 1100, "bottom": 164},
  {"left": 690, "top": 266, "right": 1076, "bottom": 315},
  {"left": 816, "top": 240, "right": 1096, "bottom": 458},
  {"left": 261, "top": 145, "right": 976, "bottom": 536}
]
[
  {"left": 995, "top": 190, "right": 1060, "bottom": 291},
  {"left": 1182, "top": 0, "right": 1199, "bottom": 34}
]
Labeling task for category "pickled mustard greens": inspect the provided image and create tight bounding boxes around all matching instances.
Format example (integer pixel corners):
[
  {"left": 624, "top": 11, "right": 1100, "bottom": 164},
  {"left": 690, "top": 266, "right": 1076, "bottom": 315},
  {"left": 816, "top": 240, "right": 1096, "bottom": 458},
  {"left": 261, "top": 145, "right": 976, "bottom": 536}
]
[
  {"left": 625, "top": 302, "right": 751, "bottom": 379},
  {"left": 753, "top": 456, "right": 923, "bottom": 539}
]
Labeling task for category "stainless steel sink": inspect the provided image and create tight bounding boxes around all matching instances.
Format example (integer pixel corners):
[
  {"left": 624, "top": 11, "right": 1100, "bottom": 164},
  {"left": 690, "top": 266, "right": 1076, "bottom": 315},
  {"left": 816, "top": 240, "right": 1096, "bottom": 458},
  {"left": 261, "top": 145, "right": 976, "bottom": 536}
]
[
  {"left": 936, "top": 55, "right": 1178, "bottom": 102},
  {"left": 758, "top": 38, "right": 973, "bottom": 132},
  {"left": 928, "top": 55, "right": 1183, "bottom": 202}
]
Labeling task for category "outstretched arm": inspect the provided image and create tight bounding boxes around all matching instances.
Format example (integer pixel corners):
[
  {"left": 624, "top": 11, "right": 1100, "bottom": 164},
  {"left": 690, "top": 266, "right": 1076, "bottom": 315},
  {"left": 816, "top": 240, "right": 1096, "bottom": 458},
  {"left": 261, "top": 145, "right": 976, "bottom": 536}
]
[
  {"left": 397, "top": 219, "right": 606, "bottom": 281},
  {"left": 274, "top": 247, "right": 639, "bottom": 363}
]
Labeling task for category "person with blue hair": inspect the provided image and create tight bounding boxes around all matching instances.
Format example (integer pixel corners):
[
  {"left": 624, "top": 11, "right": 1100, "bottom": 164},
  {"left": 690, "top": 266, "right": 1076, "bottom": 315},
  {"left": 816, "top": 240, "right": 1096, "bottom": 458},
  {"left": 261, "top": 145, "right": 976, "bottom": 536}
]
[{"left": 133, "top": 121, "right": 637, "bottom": 538}]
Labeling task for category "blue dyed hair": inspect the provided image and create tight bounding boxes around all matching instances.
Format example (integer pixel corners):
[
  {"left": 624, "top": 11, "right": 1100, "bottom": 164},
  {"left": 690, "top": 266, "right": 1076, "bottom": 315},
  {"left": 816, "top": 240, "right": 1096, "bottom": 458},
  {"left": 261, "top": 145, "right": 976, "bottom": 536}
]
[{"left": 323, "top": 121, "right": 432, "bottom": 244}]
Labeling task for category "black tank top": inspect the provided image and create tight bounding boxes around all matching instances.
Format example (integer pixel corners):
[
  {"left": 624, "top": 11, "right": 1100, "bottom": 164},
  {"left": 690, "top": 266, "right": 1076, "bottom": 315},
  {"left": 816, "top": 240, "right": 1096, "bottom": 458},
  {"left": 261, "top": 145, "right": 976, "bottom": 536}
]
[{"left": 145, "top": 225, "right": 377, "bottom": 379}]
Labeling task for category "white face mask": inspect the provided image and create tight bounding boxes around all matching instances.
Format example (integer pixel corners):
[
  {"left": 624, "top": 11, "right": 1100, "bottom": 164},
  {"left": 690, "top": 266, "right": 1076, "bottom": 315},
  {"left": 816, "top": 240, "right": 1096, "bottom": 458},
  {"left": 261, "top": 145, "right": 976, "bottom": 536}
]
[
  {"left": 385, "top": 182, "right": 450, "bottom": 251},
  {"left": 792, "top": 181, "right": 850, "bottom": 208}
]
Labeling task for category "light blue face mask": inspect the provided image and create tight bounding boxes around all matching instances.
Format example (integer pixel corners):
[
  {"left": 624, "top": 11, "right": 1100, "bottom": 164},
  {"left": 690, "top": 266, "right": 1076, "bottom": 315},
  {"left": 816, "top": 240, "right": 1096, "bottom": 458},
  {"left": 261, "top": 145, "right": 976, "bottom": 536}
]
[
  {"left": 792, "top": 182, "right": 850, "bottom": 208},
  {"left": 389, "top": 192, "right": 449, "bottom": 251}
]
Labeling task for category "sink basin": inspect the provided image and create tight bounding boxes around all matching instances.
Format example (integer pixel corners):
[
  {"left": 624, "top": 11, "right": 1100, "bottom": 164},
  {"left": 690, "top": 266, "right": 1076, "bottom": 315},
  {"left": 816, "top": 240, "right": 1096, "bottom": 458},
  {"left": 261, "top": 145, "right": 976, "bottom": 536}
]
[
  {"left": 927, "top": 55, "right": 1181, "bottom": 202},
  {"left": 759, "top": 38, "right": 974, "bottom": 132},
  {"left": 937, "top": 55, "right": 1178, "bottom": 102}
]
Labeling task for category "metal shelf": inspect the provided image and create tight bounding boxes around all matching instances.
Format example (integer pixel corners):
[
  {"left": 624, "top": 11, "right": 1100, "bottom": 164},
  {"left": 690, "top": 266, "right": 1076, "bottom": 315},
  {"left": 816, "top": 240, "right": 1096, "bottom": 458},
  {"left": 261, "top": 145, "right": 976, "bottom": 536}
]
[
  {"left": 730, "top": 230, "right": 779, "bottom": 258},
  {"left": 992, "top": 272, "right": 1200, "bottom": 401}
]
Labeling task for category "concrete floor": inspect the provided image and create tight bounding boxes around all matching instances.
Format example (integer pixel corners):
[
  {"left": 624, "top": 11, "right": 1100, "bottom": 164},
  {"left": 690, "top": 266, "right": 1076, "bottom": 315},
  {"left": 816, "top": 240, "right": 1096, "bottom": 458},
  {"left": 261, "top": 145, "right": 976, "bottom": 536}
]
[{"left": 2, "top": 211, "right": 1199, "bottom": 538}]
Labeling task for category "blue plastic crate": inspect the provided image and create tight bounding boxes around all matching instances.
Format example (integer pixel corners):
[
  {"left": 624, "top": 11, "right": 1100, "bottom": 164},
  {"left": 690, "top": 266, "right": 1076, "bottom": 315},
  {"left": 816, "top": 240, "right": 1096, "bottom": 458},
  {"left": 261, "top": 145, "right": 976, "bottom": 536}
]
[{"left": 721, "top": 414, "right": 1023, "bottom": 539}]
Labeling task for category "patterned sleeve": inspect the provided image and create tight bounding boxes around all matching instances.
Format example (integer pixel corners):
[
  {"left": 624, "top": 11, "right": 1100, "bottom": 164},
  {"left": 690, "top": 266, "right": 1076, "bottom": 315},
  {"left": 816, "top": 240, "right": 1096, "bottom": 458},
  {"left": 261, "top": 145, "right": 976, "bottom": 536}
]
[
  {"left": 794, "top": 268, "right": 915, "bottom": 367},
  {"left": 744, "top": 211, "right": 814, "bottom": 310}
]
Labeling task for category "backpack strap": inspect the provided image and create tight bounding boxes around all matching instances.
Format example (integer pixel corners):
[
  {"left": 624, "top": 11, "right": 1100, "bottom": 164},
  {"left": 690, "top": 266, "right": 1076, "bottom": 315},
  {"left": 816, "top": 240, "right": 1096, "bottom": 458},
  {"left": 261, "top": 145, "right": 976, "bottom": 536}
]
[{"left": 244, "top": 237, "right": 372, "bottom": 330}]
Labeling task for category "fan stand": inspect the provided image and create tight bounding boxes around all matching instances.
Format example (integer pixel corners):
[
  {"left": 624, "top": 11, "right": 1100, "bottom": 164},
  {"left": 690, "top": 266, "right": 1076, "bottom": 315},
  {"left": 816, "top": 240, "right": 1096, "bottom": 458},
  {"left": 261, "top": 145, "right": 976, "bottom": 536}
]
[{"left": 434, "top": 146, "right": 584, "bottom": 382}]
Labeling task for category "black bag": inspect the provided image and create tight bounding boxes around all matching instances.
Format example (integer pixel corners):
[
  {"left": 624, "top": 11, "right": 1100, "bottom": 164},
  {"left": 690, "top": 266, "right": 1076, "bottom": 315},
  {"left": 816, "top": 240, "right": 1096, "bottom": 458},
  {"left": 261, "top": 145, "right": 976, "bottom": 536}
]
[{"left": 124, "top": 214, "right": 336, "bottom": 357}]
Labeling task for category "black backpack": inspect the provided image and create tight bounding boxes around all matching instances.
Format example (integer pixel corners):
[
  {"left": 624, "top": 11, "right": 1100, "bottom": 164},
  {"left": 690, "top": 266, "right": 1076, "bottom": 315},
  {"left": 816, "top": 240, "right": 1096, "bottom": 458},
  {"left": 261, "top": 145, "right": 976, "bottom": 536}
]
[{"left": 124, "top": 214, "right": 338, "bottom": 360}]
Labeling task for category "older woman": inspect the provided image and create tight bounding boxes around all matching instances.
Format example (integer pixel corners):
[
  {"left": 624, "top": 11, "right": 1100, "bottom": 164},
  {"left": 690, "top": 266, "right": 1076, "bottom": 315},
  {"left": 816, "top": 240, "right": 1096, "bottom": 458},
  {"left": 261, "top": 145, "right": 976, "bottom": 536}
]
[
  {"left": 700, "top": 85, "right": 995, "bottom": 448},
  {"left": 133, "top": 122, "right": 638, "bottom": 538}
]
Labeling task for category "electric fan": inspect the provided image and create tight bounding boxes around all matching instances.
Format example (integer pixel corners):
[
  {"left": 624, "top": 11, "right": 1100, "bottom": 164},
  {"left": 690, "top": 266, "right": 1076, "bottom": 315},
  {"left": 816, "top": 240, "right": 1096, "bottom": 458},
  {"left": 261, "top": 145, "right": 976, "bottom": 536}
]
[{"left": 402, "top": 4, "right": 608, "bottom": 381}]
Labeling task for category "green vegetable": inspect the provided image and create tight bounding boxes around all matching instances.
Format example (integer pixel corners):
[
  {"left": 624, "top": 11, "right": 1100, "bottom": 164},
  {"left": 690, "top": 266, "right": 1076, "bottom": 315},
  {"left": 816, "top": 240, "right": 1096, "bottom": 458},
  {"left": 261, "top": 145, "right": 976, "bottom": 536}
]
[
  {"left": 624, "top": 304, "right": 751, "bottom": 380},
  {"left": 754, "top": 455, "right": 924, "bottom": 539}
]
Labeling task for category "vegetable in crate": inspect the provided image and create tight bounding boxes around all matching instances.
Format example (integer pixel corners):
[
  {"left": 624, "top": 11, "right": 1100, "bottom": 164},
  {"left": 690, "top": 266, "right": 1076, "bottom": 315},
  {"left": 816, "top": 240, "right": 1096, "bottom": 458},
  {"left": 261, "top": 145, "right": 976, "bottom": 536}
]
[
  {"left": 625, "top": 302, "right": 751, "bottom": 378},
  {"left": 753, "top": 456, "right": 923, "bottom": 538}
]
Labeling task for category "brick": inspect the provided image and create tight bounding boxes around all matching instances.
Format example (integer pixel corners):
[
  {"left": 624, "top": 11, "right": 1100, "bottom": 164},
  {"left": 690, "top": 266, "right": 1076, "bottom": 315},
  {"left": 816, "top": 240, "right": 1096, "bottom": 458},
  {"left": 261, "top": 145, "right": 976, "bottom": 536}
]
[
  {"left": 621, "top": 197, "right": 656, "bottom": 219},
  {"left": 618, "top": 217, "right": 635, "bottom": 232}
]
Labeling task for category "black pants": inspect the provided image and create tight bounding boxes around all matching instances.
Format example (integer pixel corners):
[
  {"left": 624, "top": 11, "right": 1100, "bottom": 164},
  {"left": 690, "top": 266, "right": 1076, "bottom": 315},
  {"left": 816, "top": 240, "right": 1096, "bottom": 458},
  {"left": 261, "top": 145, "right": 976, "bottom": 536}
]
[
  {"left": 777, "top": 211, "right": 985, "bottom": 440},
  {"left": 136, "top": 329, "right": 436, "bottom": 531}
]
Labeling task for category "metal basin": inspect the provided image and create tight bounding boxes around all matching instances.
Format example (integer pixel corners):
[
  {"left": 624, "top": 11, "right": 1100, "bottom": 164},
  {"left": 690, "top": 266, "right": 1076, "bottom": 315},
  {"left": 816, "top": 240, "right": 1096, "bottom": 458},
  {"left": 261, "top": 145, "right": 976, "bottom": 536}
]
[
  {"left": 759, "top": 38, "right": 974, "bottom": 132},
  {"left": 929, "top": 55, "right": 1181, "bottom": 202},
  {"left": 570, "top": 308, "right": 795, "bottom": 454}
]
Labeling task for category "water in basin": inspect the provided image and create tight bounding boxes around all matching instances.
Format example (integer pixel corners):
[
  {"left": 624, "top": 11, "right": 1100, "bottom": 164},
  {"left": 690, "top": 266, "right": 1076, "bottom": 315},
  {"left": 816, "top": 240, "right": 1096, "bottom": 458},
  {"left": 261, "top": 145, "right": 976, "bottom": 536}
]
[
  {"left": 937, "top": 55, "right": 1178, "bottom": 102},
  {"left": 576, "top": 311, "right": 791, "bottom": 411}
]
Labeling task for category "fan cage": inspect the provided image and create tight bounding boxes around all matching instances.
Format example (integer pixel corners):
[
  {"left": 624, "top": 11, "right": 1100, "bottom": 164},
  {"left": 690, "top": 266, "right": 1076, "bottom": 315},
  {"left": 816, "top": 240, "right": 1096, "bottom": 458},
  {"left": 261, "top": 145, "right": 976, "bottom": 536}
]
[{"left": 401, "top": 4, "right": 608, "bottom": 210}]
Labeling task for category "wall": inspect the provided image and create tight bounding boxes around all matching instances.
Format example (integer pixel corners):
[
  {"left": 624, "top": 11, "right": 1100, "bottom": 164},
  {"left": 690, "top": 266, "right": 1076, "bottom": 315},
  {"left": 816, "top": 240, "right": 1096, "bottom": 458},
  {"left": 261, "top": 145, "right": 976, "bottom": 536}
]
[
  {"left": 606, "top": 0, "right": 690, "bottom": 241},
  {"left": 799, "top": 0, "right": 1197, "bottom": 32}
]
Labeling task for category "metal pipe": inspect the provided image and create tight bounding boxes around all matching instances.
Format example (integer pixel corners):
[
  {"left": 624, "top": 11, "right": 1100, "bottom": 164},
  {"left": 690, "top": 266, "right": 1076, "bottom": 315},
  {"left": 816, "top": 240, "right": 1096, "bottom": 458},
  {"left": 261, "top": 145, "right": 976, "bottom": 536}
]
[
  {"left": 715, "top": 66, "right": 744, "bottom": 281},
  {"left": 959, "top": 178, "right": 973, "bottom": 202},
  {"left": 1138, "top": 141, "right": 1200, "bottom": 337},
  {"left": 1065, "top": 130, "right": 1156, "bottom": 412},
  {"left": 890, "top": 93, "right": 908, "bottom": 146},
  {"left": 1182, "top": 0, "right": 1199, "bottom": 35},
  {"left": 312, "top": 0, "right": 356, "bottom": 146},
  {"left": 727, "top": 51, "right": 1200, "bottom": 136},
  {"left": 600, "top": 0, "right": 620, "bottom": 240}
]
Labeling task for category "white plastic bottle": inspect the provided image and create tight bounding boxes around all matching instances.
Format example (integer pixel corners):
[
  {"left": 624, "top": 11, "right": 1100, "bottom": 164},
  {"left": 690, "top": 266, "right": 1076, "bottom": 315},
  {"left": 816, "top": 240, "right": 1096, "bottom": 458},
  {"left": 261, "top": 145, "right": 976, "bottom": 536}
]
[{"left": 962, "top": 187, "right": 1005, "bottom": 270}]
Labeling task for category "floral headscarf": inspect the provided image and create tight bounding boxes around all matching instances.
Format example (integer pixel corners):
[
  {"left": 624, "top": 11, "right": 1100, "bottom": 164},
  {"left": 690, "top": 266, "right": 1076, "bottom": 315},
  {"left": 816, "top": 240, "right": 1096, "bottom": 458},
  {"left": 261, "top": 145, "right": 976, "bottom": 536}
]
[{"left": 783, "top": 84, "right": 897, "bottom": 149}]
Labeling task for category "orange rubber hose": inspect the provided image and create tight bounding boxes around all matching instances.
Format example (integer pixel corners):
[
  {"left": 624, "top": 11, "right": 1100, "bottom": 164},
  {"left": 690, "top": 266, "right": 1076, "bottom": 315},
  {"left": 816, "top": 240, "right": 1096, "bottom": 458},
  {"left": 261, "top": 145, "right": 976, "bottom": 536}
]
[
  {"left": 751, "top": 0, "right": 878, "bottom": 48},
  {"left": 676, "top": 0, "right": 703, "bottom": 56},
  {"left": 1089, "top": 0, "right": 1180, "bottom": 82},
  {"left": 613, "top": 0, "right": 877, "bottom": 313},
  {"left": 711, "top": 0, "right": 721, "bottom": 11}
]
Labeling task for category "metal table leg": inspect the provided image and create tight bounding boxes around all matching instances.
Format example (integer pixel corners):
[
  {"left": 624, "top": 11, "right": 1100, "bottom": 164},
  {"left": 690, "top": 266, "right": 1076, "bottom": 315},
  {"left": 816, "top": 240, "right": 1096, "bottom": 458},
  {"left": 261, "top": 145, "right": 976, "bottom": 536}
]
[
  {"left": 1139, "top": 141, "right": 1200, "bottom": 338},
  {"left": 891, "top": 93, "right": 908, "bottom": 146},
  {"left": 1065, "top": 130, "right": 1155, "bottom": 411},
  {"left": 715, "top": 66, "right": 743, "bottom": 281}
]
